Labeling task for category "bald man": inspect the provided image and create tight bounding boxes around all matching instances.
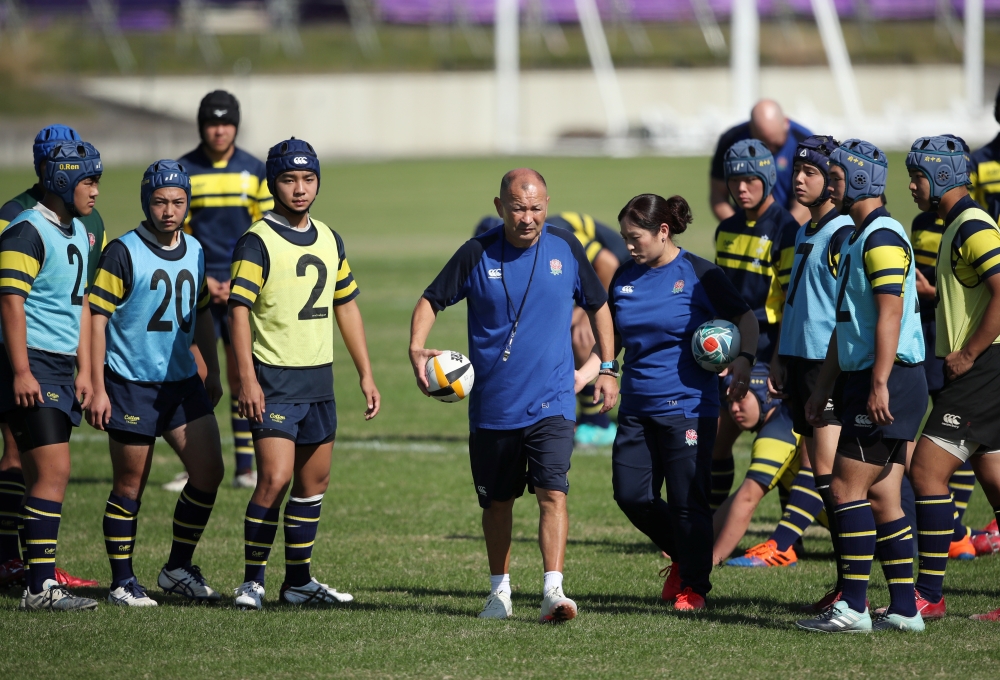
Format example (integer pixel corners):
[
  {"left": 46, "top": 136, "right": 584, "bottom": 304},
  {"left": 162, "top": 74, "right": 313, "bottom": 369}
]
[
  {"left": 710, "top": 100, "right": 812, "bottom": 223},
  {"left": 410, "top": 169, "right": 618, "bottom": 623}
]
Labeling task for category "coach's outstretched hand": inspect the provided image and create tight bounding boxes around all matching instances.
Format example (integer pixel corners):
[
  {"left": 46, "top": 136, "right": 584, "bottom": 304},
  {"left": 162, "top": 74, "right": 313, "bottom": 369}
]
[{"left": 409, "top": 347, "right": 443, "bottom": 397}]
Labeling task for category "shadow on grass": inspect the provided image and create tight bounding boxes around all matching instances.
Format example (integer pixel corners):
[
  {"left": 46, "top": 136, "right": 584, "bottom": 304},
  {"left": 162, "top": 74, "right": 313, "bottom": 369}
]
[{"left": 444, "top": 533, "right": 657, "bottom": 555}]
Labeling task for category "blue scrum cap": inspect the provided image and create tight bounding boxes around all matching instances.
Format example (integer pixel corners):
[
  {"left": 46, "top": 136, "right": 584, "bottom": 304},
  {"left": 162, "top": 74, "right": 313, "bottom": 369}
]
[
  {"left": 266, "top": 137, "right": 321, "bottom": 196},
  {"left": 794, "top": 135, "right": 840, "bottom": 206},
  {"left": 722, "top": 363, "right": 775, "bottom": 428},
  {"left": 830, "top": 138, "right": 887, "bottom": 205},
  {"left": 723, "top": 139, "right": 777, "bottom": 201},
  {"left": 141, "top": 159, "right": 191, "bottom": 223},
  {"left": 905, "top": 135, "right": 969, "bottom": 203},
  {"left": 32, "top": 124, "right": 81, "bottom": 177},
  {"left": 42, "top": 141, "right": 102, "bottom": 208}
]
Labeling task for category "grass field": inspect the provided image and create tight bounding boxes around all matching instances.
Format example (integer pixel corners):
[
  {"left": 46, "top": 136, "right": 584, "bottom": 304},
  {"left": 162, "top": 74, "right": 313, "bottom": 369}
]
[{"left": 0, "top": 157, "right": 999, "bottom": 678}]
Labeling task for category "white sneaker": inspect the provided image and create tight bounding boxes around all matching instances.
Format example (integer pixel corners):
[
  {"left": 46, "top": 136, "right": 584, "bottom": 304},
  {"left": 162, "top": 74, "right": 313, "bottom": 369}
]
[
  {"left": 280, "top": 577, "right": 353, "bottom": 605},
  {"left": 158, "top": 564, "right": 221, "bottom": 602},
  {"left": 234, "top": 581, "right": 265, "bottom": 610},
  {"left": 233, "top": 470, "right": 257, "bottom": 489},
  {"left": 108, "top": 577, "right": 158, "bottom": 607},
  {"left": 162, "top": 472, "right": 189, "bottom": 492},
  {"left": 539, "top": 585, "right": 577, "bottom": 623},
  {"left": 20, "top": 579, "right": 98, "bottom": 612},
  {"left": 478, "top": 590, "right": 513, "bottom": 619}
]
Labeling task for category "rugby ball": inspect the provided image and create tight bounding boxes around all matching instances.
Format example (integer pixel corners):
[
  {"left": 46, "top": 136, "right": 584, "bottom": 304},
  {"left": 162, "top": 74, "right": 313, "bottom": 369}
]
[
  {"left": 691, "top": 320, "right": 741, "bottom": 373},
  {"left": 425, "top": 351, "right": 475, "bottom": 403}
]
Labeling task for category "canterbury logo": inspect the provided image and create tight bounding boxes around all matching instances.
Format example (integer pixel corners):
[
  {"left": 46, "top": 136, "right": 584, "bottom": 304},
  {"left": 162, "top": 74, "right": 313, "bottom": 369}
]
[
  {"left": 477, "top": 485, "right": 487, "bottom": 495},
  {"left": 620, "top": 285, "right": 634, "bottom": 294},
  {"left": 488, "top": 268, "right": 501, "bottom": 279},
  {"left": 942, "top": 414, "right": 961, "bottom": 427},
  {"left": 854, "top": 414, "right": 872, "bottom": 426},
  {"left": 213, "top": 109, "right": 228, "bottom": 117},
  {"left": 292, "top": 156, "right": 309, "bottom": 165}
]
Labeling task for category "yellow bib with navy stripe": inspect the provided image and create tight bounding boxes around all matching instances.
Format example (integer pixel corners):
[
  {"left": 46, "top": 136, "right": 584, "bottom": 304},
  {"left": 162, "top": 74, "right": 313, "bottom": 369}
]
[
  {"left": 246, "top": 218, "right": 340, "bottom": 368},
  {"left": 935, "top": 206, "right": 1000, "bottom": 356}
]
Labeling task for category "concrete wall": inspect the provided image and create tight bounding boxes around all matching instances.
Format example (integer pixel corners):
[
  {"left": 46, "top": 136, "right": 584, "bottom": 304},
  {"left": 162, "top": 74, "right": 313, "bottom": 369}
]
[{"left": 1, "top": 65, "right": 994, "bottom": 167}]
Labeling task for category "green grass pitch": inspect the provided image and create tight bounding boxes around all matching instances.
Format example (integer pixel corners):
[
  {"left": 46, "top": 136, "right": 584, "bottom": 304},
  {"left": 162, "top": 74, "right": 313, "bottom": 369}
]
[{"left": 0, "top": 156, "right": 998, "bottom": 678}]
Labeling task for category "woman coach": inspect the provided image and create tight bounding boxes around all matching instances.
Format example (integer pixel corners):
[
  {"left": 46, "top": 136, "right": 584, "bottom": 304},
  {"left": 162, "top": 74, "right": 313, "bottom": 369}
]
[{"left": 583, "top": 193, "right": 759, "bottom": 611}]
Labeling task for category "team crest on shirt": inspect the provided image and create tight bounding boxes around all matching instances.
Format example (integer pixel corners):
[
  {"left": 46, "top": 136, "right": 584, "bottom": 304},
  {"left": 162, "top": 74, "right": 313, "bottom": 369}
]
[
  {"left": 88, "top": 232, "right": 96, "bottom": 247},
  {"left": 672, "top": 280, "right": 685, "bottom": 294},
  {"left": 549, "top": 259, "right": 563, "bottom": 275},
  {"left": 777, "top": 156, "right": 788, "bottom": 171},
  {"left": 685, "top": 429, "right": 698, "bottom": 446}
]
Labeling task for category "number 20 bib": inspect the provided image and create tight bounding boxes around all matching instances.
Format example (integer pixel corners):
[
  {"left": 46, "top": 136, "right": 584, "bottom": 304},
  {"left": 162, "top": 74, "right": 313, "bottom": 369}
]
[{"left": 247, "top": 218, "right": 341, "bottom": 369}]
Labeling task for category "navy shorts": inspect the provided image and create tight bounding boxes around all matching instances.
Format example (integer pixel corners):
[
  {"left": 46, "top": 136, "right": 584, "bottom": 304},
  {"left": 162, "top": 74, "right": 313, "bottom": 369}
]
[
  {"left": 105, "top": 370, "right": 214, "bottom": 440},
  {"left": 0, "top": 381, "right": 80, "bottom": 451},
  {"left": 921, "top": 320, "right": 945, "bottom": 396},
  {"left": 468, "top": 416, "right": 573, "bottom": 509},
  {"left": 250, "top": 399, "right": 337, "bottom": 446},
  {"left": 835, "top": 363, "right": 928, "bottom": 465},
  {"left": 210, "top": 301, "right": 230, "bottom": 345},
  {"left": 782, "top": 356, "right": 840, "bottom": 437}
]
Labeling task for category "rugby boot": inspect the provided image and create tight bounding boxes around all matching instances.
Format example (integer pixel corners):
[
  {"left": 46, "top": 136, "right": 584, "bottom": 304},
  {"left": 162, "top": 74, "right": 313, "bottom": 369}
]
[
  {"left": 673, "top": 587, "right": 706, "bottom": 611},
  {"left": 539, "top": 585, "right": 577, "bottom": 623},
  {"left": 280, "top": 577, "right": 353, "bottom": 605},
  {"left": 872, "top": 610, "right": 925, "bottom": 632},
  {"left": 970, "top": 606, "right": 1000, "bottom": 621},
  {"left": 54, "top": 567, "right": 99, "bottom": 588},
  {"left": 108, "top": 577, "right": 158, "bottom": 607},
  {"left": 660, "top": 561, "right": 682, "bottom": 601},
  {"left": 799, "top": 587, "right": 841, "bottom": 613},
  {"left": 20, "top": 579, "right": 98, "bottom": 612},
  {"left": 972, "top": 530, "right": 1000, "bottom": 556},
  {"left": 795, "top": 600, "right": 871, "bottom": 633},
  {"left": 234, "top": 581, "right": 264, "bottom": 610},
  {"left": 0, "top": 558, "right": 24, "bottom": 587},
  {"left": 948, "top": 533, "right": 976, "bottom": 560},
  {"left": 726, "top": 539, "right": 798, "bottom": 568},
  {"left": 478, "top": 591, "right": 512, "bottom": 619},
  {"left": 158, "top": 563, "right": 221, "bottom": 602},
  {"left": 874, "top": 589, "right": 945, "bottom": 620}
]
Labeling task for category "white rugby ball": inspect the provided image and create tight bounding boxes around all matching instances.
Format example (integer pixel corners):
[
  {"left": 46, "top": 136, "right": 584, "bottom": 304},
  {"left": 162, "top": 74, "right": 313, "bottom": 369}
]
[
  {"left": 691, "top": 319, "right": 742, "bottom": 373},
  {"left": 425, "top": 351, "right": 475, "bottom": 403}
]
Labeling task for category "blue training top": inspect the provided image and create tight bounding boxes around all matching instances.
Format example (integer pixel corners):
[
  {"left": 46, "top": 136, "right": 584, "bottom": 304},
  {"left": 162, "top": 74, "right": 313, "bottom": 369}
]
[
  {"left": 779, "top": 208, "right": 854, "bottom": 360},
  {"left": 609, "top": 250, "right": 751, "bottom": 419},
  {"left": 423, "top": 224, "right": 607, "bottom": 430}
]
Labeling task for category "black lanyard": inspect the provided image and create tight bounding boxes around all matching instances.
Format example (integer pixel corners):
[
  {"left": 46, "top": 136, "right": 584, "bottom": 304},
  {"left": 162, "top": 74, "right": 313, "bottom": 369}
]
[{"left": 499, "top": 233, "right": 541, "bottom": 362}]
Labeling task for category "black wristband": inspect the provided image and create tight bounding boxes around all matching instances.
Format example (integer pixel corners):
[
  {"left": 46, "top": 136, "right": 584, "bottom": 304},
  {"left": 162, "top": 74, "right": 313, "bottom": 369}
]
[{"left": 737, "top": 351, "right": 757, "bottom": 367}]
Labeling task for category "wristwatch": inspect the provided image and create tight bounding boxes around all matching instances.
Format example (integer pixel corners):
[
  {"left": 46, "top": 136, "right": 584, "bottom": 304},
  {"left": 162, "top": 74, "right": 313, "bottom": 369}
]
[
  {"left": 737, "top": 352, "right": 757, "bottom": 367},
  {"left": 599, "top": 360, "right": 620, "bottom": 378}
]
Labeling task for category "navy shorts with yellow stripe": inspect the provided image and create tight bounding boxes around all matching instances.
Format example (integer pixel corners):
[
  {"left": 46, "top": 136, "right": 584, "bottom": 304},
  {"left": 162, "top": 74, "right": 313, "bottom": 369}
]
[
  {"left": 104, "top": 369, "right": 214, "bottom": 439},
  {"left": 744, "top": 402, "right": 801, "bottom": 491},
  {"left": 251, "top": 399, "right": 337, "bottom": 446}
]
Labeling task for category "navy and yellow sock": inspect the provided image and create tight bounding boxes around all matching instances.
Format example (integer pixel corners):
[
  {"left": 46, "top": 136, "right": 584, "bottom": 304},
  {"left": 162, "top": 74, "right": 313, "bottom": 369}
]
[
  {"left": 835, "top": 500, "right": 876, "bottom": 613},
  {"left": 244, "top": 502, "right": 279, "bottom": 585},
  {"left": 875, "top": 517, "right": 917, "bottom": 617},
  {"left": 232, "top": 398, "right": 253, "bottom": 474},
  {"left": 814, "top": 474, "right": 843, "bottom": 587},
  {"left": 103, "top": 493, "right": 139, "bottom": 587},
  {"left": 770, "top": 469, "right": 825, "bottom": 551},
  {"left": 284, "top": 495, "right": 323, "bottom": 587},
  {"left": 16, "top": 499, "right": 27, "bottom": 578},
  {"left": 915, "top": 494, "right": 953, "bottom": 603},
  {"left": 166, "top": 484, "right": 217, "bottom": 570},
  {"left": 577, "top": 385, "right": 610, "bottom": 428},
  {"left": 0, "top": 470, "right": 25, "bottom": 562},
  {"left": 23, "top": 497, "right": 61, "bottom": 593},
  {"left": 948, "top": 461, "right": 976, "bottom": 534},
  {"left": 710, "top": 457, "right": 734, "bottom": 511}
]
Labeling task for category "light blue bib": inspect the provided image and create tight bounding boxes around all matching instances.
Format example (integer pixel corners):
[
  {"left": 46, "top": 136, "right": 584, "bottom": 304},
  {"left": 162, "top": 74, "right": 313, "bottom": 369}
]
[
  {"left": 106, "top": 230, "right": 204, "bottom": 382},
  {"left": 834, "top": 216, "right": 924, "bottom": 371}
]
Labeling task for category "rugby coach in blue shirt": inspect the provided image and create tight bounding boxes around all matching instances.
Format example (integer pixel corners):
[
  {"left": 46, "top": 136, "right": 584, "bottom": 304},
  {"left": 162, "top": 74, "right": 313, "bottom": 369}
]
[{"left": 409, "top": 168, "right": 618, "bottom": 623}]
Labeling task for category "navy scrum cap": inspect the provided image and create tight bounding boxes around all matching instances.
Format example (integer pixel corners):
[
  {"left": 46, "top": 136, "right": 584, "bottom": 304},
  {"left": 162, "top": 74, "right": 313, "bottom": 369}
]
[
  {"left": 43, "top": 141, "right": 102, "bottom": 208},
  {"left": 198, "top": 90, "right": 240, "bottom": 127},
  {"left": 32, "top": 125, "right": 81, "bottom": 177},
  {"left": 795, "top": 135, "right": 840, "bottom": 206},
  {"left": 141, "top": 159, "right": 191, "bottom": 223},
  {"left": 723, "top": 139, "right": 777, "bottom": 201},
  {"left": 722, "top": 364, "right": 775, "bottom": 428},
  {"left": 266, "top": 137, "right": 321, "bottom": 195},
  {"left": 830, "top": 139, "right": 887, "bottom": 206},
  {"left": 906, "top": 135, "right": 969, "bottom": 203}
]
